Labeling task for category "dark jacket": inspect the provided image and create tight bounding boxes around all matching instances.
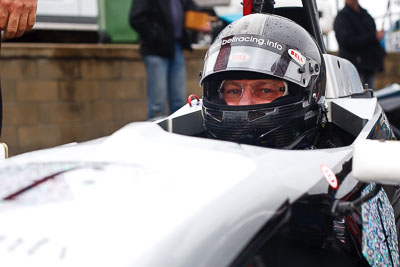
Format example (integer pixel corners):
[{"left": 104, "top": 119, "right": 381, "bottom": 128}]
[
  {"left": 129, "top": 0, "right": 198, "bottom": 58},
  {"left": 334, "top": 5, "right": 385, "bottom": 73}
]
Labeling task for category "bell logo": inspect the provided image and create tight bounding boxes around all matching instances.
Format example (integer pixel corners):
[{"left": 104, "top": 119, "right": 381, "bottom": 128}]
[
  {"left": 289, "top": 49, "right": 305, "bottom": 66},
  {"left": 321, "top": 164, "right": 338, "bottom": 189},
  {"left": 230, "top": 53, "right": 250, "bottom": 62}
]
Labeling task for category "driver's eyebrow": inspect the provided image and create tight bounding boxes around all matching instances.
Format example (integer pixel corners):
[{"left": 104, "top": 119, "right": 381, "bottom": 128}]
[
  {"left": 224, "top": 81, "right": 242, "bottom": 86},
  {"left": 251, "top": 80, "right": 282, "bottom": 86},
  {"left": 224, "top": 80, "right": 283, "bottom": 88}
]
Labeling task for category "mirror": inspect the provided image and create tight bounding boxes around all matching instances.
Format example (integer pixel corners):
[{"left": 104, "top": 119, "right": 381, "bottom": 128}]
[{"left": 352, "top": 139, "right": 400, "bottom": 185}]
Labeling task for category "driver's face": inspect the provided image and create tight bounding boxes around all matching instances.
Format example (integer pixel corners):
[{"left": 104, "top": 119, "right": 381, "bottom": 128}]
[{"left": 219, "top": 79, "right": 287, "bottom": 105}]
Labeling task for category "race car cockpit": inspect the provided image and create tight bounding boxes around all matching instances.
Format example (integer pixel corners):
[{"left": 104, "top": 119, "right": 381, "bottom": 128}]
[{"left": 156, "top": 0, "right": 383, "bottom": 150}]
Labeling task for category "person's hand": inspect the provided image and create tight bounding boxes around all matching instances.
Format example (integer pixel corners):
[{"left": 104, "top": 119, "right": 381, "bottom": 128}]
[
  {"left": 0, "top": 0, "right": 37, "bottom": 39},
  {"left": 198, "top": 21, "right": 212, "bottom": 33},
  {"left": 376, "top": 30, "right": 385, "bottom": 41}
]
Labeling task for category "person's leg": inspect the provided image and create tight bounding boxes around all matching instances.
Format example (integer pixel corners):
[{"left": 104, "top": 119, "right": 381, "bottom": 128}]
[
  {"left": 359, "top": 71, "right": 376, "bottom": 89},
  {"left": 366, "top": 73, "right": 376, "bottom": 89},
  {"left": 143, "top": 55, "right": 168, "bottom": 119},
  {"left": 167, "top": 42, "right": 187, "bottom": 114}
]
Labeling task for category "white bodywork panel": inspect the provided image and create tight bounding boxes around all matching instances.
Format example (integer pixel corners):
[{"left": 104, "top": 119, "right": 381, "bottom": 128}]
[
  {"left": 324, "top": 54, "right": 365, "bottom": 99},
  {"left": 0, "top": 122, "right": 353, "bottom": 267},
  {"left": 353, "top": 139, "right": 400, "bottom": 185}
]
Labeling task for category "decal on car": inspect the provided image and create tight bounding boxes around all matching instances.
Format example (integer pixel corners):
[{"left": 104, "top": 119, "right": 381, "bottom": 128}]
[
  {"left": 321, "top": 164, "right": 338, "bottom": 189},
  {"left": 362, "top": 183, "right": 400, "bottom": 267}
]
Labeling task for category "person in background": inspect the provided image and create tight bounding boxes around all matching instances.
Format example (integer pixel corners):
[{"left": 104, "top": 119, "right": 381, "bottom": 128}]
[
  {"left": 334, "top": 0, "right": 385, "bottom": 89},
  {"left": 130, "top": 0, "right": 210, "bottom": 120},
  {"left": 0, "top": 0, "right": 37, "bottom": 145},
  {"left": 0, "top": 0, "right": 37, "bottom": 39}
]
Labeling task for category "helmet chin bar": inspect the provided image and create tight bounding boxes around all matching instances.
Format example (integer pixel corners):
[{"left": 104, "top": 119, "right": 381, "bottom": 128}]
[{"left": 203, "top": 99, "right": 320, "bottom": 149}]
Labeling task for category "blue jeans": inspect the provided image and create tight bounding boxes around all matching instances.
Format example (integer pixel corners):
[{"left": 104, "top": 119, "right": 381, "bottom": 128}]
[{"left": 143, "top": 43, "right": 186, "bottom": 120}]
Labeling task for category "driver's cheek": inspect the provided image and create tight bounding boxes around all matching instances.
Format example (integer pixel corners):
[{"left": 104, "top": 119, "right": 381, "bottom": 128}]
[
  {"left": 255, "top": 91, "right": 283, "bottom": 104},
  {"left": 254, "top": 98, "right": 274, "bottom": 104}
]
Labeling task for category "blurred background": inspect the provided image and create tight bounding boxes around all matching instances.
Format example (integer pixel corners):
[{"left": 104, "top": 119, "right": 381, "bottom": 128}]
[
  {"left": 10, "top": 0, "right": 400, "bottom": 50},
  {"left": 1, "top": 0, "right": 400, "bottom": 156}
]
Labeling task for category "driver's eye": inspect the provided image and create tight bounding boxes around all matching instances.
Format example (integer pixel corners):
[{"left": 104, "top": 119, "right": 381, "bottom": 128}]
[
  {"left": 226, "top": 88, "right": 242, "bottom": 95},
  {"left": 259, "top": 88, "right": 272, "bottom": 94}
]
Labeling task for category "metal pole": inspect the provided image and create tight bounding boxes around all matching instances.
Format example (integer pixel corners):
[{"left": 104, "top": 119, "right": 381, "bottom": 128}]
[
  {"left": 302, "top": 0, "right": 327, "bottom": 53},
  {"left": 243, "top": 0, "right": 253, "bottom": 16},
  {"left": 252, "top": 0, "right": 275, "bottom": 14}
]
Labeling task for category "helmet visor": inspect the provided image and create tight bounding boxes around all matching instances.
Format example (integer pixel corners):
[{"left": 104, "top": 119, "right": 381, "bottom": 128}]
[
  {"left": 201, "top": 34, "right": 320, "bottom": 88},
  {"left": 218, "top": 79, "right": 288, "bottom": 105}
]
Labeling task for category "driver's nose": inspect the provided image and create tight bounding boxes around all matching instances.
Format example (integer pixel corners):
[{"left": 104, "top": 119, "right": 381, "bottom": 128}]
[{"left": 238, "top": 87, "right": 255, "bottom": 105}]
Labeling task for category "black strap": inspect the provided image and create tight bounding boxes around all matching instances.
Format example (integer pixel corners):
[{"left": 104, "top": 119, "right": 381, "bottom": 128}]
[
  {"left": 272, "top": 47, "right": 291, "bottom": 78},
  {"left": 213, "top": 35, "right": 232, "bottom": 72}
]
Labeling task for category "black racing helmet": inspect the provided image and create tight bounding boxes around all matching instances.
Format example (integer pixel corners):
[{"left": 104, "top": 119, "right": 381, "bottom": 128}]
[{"left": 200, "top": 13, "right": 326, "bottom": 148}]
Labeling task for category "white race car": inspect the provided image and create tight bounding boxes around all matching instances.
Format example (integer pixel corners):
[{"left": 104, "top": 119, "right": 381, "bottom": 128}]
[{"left": 0, "top": 1, "right": 399, "bottom": 266}]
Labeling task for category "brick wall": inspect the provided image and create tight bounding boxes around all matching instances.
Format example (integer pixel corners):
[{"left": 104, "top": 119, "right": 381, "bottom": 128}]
[
  {"left": 0, "top": 44, "right": 205, "bottom": 156},
  {"left": 0, "top": 43, "right": 399, "bottom": 156},
  {"left": 376, "top": 52, "right": 400, "bottom": 89}
]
